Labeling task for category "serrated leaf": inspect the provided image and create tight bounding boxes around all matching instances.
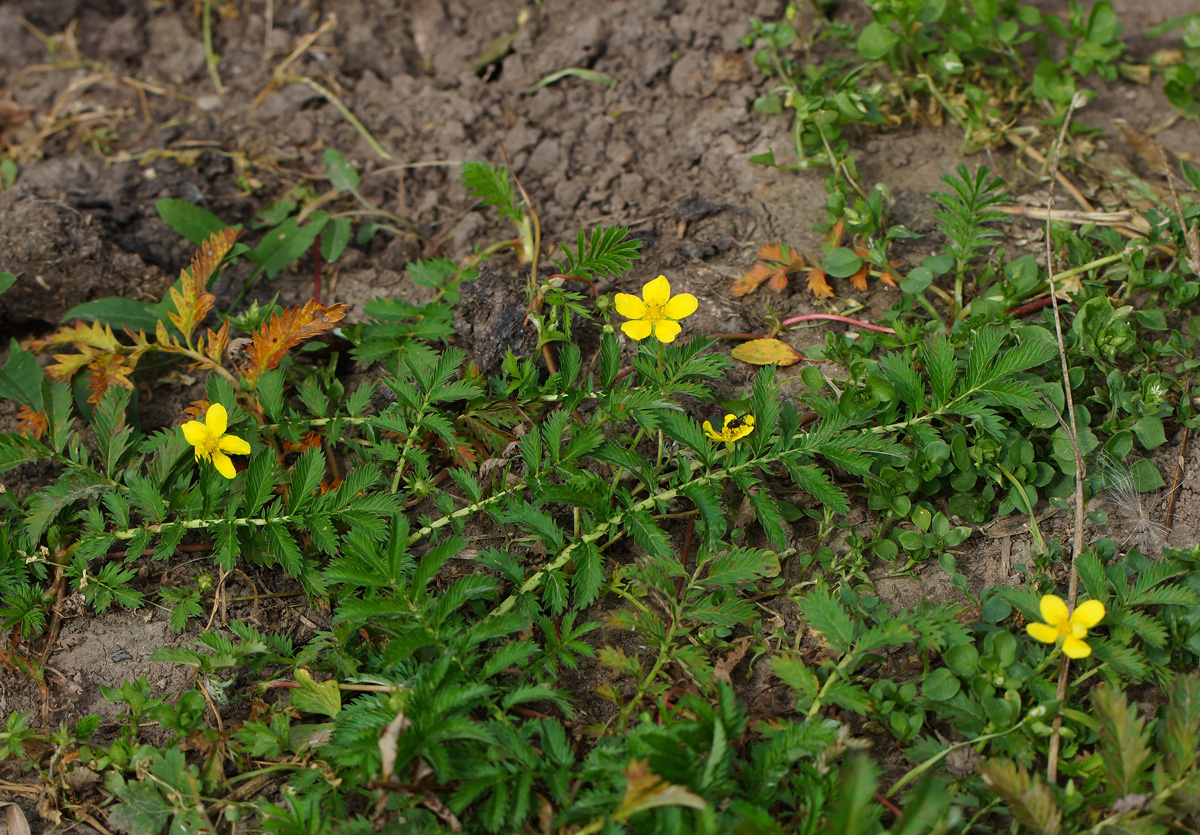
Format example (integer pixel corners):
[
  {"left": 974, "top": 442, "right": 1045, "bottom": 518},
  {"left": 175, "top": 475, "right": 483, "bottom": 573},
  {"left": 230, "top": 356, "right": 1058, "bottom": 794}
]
[
  {"left": 572, "top": 540, "right": 604, "bottom": 607},
  {"left": 291, "top": 668, "right": 341, "bottom": 717},
  {"left": 704, "top": 546, "right": 779, "bottom": 587},
  {"left": 747, "top": 489, "right": 788, "bottom": 549},
  {"left": 244, "top": 300, "right": 348, "bottom": 384},
  {"left": 168, "top": 227, "right": 241, "bottom": 344},
  {"left": 796, "top": 588, "right": 856, "bottom": 655},
  {"left": 1092, "top": 684, "right": 1154, "bottom": 798}
]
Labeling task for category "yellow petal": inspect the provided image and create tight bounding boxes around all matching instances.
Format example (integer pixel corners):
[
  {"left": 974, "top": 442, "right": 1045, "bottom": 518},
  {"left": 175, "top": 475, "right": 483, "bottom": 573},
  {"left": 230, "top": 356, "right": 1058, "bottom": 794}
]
[
  {"left": 1062, "top": 636, "right": 1092, "bottom": 659},
  {"left": 729, "top": 423, "right": 754, "bottom": 441},
  {"left": 621, "top": 319, "right": 653, "bottom": 340},
  {"left": 722, "top": 414, "right": 737, "bottom": 427},
  {"left": 743, "top": 415, "right": 756, "bottom": 428},
  {"left": 219, "top": 434, "right": 251, "bottom": 455},
  {"left": 206, "top": 402, "right": 228, "bottom": 437},
  {"left": 653, "top": 319, "right": 682, "bottom": 343},
  {"left": 212, "top": 451, "right": 237, "bottom": 479},
  {"left": 1026, "top": 622, "right": 1060, "bottom": 644},
  {"left": 702, "top": 421, "right": 722, "bottom": 441},
  {"left": 1039, "top": 594, "right": 1069, "bottom": 628},
  {"left": 1071, "top": 599, "right": 1105, "bottom": 629},
  {"left": 613, "top": 293, "right": 647, "bottom": 320},
  {"left": 181, "top": 420, "right": 209, "bottom": 448},
  {"left": 642, "top": 275, "right": 671, "bottom": 307},
  {"left": 662, "top": 292, "right": 698, "bottom": 320}
]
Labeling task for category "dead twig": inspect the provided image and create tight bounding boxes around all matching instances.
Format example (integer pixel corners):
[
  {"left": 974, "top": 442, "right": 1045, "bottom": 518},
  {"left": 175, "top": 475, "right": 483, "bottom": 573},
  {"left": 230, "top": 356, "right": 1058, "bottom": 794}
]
[{"left": 1042, "top": 93, "right": 1088, "bottom": 786}]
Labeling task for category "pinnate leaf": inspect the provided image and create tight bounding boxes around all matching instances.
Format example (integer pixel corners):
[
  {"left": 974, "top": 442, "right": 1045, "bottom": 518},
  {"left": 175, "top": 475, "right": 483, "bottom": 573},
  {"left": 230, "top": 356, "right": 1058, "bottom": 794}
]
[{"left": 244, "top": 300, "right": 348, "bottom": 383}]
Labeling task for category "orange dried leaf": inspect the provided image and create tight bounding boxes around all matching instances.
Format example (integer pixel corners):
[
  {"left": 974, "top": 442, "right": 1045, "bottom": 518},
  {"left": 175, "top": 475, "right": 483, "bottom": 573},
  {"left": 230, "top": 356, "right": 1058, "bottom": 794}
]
[
  {"left": 168, "top": 227, "right": 241, "bottom": 343},
  {"left": 767, "top": 271, "right": 789, "bottom": 293},
  {"left": 731, "top": 338, "right": 803, "bottom": 367},
  {"left": 759, "top": 243, "right": 784, "bottom": 261},
  {"left": 849, "top": 267, "right": 869, "bottom": 292},
  {"left": 244, "top": 301, "right": 348, "bottom": 383},
  {"left": 731, "top": 263, "right": 777, "bottom": 297},
  {"left": 16, "top": 406, "right": 47, "bottom": 439},
  {"left": 806, "top": 269, "right": 834, "bottom": 299},
  {"left": 201, "top": 321, "right": 230, "bottom": 365}
]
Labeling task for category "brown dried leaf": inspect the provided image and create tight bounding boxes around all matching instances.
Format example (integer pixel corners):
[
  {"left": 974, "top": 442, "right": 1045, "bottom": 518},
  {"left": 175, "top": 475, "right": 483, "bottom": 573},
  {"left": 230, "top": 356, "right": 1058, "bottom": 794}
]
[
  {"left": 731, "top": 338, "right": 803, "bottom": 367},
  {"left": 806, "top": 268, "right": 834, "bottom": 299},
  {"left": 0, "top": 802, "right": 32, "bottom": 835},
  {"left": 244, "top": 301, "right": 348, "bottom": 383},
  {"left": 86, "top": 352, "right": 136, "bottom": 404}
]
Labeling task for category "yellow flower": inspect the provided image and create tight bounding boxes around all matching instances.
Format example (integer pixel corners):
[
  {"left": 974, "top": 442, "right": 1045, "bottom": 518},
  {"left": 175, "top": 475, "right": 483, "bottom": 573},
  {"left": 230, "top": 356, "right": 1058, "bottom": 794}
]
[
  {"left": 613, "top": 275, "right": 698, "bottom": 343},
  {"left": 1026, "top": 594, "right": 1105, "bottom": 659},
  {"left": 702, "top": 414, "right": 756, "bottom": 443},
  {"left": 182, "top": 403, "right": 251, "bottom": 479}
]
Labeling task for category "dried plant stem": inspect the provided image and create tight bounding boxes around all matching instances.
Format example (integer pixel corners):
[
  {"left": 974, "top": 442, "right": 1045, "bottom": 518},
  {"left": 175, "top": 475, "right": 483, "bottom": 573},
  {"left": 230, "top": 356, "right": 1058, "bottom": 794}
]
[{"left": 1043, "top": 93, "right": 1088, "bottom": 786}]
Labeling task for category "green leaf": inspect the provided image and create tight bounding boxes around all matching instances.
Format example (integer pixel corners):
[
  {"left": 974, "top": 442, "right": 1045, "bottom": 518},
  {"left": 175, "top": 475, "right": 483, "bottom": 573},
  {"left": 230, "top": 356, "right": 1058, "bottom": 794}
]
[
  {"left": 704, "top": 547, "right": 779, "bottom": 587},
  {"left": 796, "top": 588, "right": 856, "bottom": 655},
  {"left": 156, "top": 198, "right": 230, "bottom": 246},
  {"left": 290, "top": 668, "right": 341, "bottom": 717},
  {"left": 250, "top": 215, "right": 328, "bottom": 279},
  {"left": 748, "top": 489, "right": 788, "bottom": 549},
  {"left": 572, "top": 540, "right": 604, "bottom": 607},
  {"left": 553, "top": 226, "right": 641, "bottom": 280},
  {"left": 323, "top": 148, "right": 361, "bottom": 192},
  {"left": 921, "top": 668, "right": 961, "bottom": 701},
  {"left": 821, "top": 247, "right": 864, "bottom": 278},
  {"left": 625, "top": 508, "right": 673, "bottom": 559},
  {"left": 528, "top": 66, "right": 617, "bottom": 93},
  {"left": 0, "top": 339, "right": 44, "bottom": 410},
  {"left": 109, "top": 778, "right": 175, "bottom": 835},
  {"left": 321, "top": 216, "right": 353, "bottom": 262},
  {"left": 288, "top": 447, "right": 326, "bottom": 513},
  {"left": 0, "top": 272, "right": 15, "bottom": 294},
  {"left": 1092, "top": 684, "right": 1153, "bottom": 798},
  {"left": 462, "top": 161, "right": 521, "bottom": 224},
  {"left": 59, "top": 297, "right": 160, "bottom": 333},
  {"left": 857, "top": 21, "right": 900, "bottom": 59},
  {"left": 1131, "top": 416, "right": 1167, "bottom": 450}
]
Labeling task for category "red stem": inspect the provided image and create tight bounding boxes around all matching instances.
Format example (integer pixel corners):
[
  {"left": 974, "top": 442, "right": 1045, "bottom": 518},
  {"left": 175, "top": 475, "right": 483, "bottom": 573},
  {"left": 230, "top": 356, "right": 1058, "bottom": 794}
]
[{"left": 778, "top": 313, "right": 896, "bottom": 334}]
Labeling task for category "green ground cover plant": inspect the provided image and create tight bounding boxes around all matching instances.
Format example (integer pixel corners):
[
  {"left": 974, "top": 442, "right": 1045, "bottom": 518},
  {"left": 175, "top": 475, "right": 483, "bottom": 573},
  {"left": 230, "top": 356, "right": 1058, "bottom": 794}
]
[{"left": 2, "top": 3, "right": 1200, "bottom": 834}]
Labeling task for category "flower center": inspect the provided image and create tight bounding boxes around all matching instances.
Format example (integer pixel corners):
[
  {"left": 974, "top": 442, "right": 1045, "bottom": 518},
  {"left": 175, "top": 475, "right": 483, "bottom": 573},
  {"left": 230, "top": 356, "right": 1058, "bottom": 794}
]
[
  {"left": 1057, "top": 620, "right": 1074, "bottom": 638},
  {"left": 196, "top": 433, "right": 220, "bottom": 458},
  {"left": 645, "top": 303, "right": 665, "bottom": 322}
]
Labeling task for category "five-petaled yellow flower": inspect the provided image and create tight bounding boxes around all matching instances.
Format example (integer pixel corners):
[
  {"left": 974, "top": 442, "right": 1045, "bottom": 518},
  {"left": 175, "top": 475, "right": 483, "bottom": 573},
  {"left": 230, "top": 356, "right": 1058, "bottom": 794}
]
[
  {"left": 1026, "top": 594, "right": 1105, "bottom": 659},
  {"left": 614, "top": 275, "right": 698, "bottom": 343},
  {"left": 703, "top": 414, "right": 756, "bottom": 444},
  {"left": 182, "top": 403, "right": 251, "bottom": 479}
]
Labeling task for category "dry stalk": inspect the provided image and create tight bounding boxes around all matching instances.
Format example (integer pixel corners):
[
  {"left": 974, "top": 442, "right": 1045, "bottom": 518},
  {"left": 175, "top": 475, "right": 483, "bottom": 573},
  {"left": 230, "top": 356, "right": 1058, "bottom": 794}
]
[{"left": 1042, "top": 92, "right": 1088, "bottom": 786}]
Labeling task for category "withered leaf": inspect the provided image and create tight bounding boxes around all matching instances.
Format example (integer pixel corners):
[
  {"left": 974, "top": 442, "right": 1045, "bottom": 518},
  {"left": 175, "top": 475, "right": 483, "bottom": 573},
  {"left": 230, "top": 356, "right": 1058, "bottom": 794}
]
[
  {"left": 731, "top": 338, "right": 803, "bottom": 367},
  {"left": 244, "top": 300, "right": 347, "bottom": 383}
]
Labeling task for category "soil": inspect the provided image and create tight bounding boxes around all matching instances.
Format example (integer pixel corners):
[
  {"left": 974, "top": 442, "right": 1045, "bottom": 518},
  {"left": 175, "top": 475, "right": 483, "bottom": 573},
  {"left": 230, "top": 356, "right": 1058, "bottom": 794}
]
[{"left": 2, "top": 0, "right": 1200, "bottom": 829}]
